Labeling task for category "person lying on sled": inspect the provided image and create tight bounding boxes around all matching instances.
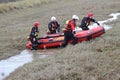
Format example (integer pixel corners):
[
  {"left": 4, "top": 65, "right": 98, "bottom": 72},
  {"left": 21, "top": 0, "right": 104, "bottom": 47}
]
[
  {"left": 48, "top": 16, "right": 60, "bottom": 34},
  {"left": 62, "top": 15, "right": 79, "bottom": 47},
  {"left": 80, "top": 12, "right": 100, "bottom": 30},
  {"left": 29, "top": 22, "right": 39, "bottom": 50}
]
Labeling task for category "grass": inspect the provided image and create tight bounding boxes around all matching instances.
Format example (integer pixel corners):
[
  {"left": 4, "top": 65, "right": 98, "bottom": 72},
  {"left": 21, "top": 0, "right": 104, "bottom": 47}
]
[
  {"left": 0, "top": 0, "right": 120, "bottom": 80},
  {"left": 5, "top": 18, "right": 120, "bottom": 80},
  {"left": 5, "top": 34, "right": 120, "bottom": 80},
  {"left": 0, "top": 0, "right": 56, "bottom": 13}
]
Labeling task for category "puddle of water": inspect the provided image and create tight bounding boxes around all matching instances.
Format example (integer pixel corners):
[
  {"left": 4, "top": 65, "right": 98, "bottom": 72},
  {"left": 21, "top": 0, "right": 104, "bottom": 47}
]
[
  {"left": 36, "top": 52, "right": 53, "bottom": 59},
  {"left": 0, "top": 50, "right": 33, "bottom": 80},
  {"left": 39, "top": 55, "right": 48, "bottom": 59}
]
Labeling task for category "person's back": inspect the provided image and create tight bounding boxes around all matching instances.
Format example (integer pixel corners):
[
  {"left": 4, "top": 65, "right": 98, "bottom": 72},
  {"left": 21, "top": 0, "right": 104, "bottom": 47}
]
[
  {"left": 30, "top": 25, "right": 39, "bottom": 36},
  {"left": 48, "top": 16, "right": 60, "bottom": 34}
]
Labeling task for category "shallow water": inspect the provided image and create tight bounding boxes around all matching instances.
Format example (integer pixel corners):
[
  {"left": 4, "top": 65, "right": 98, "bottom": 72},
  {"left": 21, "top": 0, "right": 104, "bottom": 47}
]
[
  {"left": 89, "top": 13, "right": 120, "bottom": 30},
  {"left": 0, "top": 50, "right": 33, "bottom": 80},
  {"left": 0, "top": 13, "right": 120, "bottom": 80},
  {"left": 75, "top": 13, "right": 120, "bottom": 31}
]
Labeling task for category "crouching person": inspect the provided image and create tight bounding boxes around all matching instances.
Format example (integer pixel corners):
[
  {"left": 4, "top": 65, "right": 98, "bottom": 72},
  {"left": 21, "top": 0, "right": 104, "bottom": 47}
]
[
  {"left": 62, "top": 15, "right": 79, "bottom": 47},
  {"left": 80, "top": 12, "right": 100, "bottom": 30},
  {"left": 48, "top": 16, "right": 60, "bottom": 34},
  {"left": 29, "top": 22, "right": 40, "bottom": 50}
]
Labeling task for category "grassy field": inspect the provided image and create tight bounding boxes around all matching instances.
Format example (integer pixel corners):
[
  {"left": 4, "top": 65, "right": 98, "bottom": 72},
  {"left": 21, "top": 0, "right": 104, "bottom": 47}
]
[
  {"left": 0, "top": 0, "right": 19, "bottom": 3},
  {"left": 0, "top": 0, "right": 120, "bottom": 80},
  {"left": 0, "top": 0, "right": 56, "bottom": 13},
  {"left": 0, "top": 0, "right": 58, "bottom": 60}
]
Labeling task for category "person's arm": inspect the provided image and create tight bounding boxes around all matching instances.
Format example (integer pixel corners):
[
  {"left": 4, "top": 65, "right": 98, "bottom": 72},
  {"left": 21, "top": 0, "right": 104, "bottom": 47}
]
[
  {"left": 48, "top": 22, "right": 52, "bottom": 31},
  {"left": 56, "top": 21, "right": 60, "bottom": 32},
  {"left": 36, "top": 27, "right": 39, "bottom": 33},
  {"left": 91, "top": 18, "right": 100, "bottom": 25},
  {"left": 95, "top": 21, "right": 100, "bottom": 25},
  {"left": 35, "top": 27, "right": 39, "bottom": 36}
]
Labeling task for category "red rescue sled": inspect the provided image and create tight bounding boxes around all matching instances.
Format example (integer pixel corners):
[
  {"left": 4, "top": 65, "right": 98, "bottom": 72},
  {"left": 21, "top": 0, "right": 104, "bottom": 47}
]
[{"left": 26, "top": 26, "right": 105, "bottom": 49}]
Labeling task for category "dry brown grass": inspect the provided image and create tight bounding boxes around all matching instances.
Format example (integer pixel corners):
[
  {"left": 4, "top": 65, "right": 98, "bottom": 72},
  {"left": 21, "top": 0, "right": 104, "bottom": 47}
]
[
  {"left": 6, "top": 21, "right": 120, "bottom": 79},
  {"left": 5, "top": 34, "right": 120, "bottom": 80},
  {"left": 0, "top": 0, "right": 120, "bottom": 80},
  {"left": 0, "top": 0, "right": 56, "bottom": 13}
]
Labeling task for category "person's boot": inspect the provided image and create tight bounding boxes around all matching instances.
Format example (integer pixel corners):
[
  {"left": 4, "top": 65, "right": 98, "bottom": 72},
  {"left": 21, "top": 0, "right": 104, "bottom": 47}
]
[{"left": 32, "top": 44, "right": 38, "bottom": 50}]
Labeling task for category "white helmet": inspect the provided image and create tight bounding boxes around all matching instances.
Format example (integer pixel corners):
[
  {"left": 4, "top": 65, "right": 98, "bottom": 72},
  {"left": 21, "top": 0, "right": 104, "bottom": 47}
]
[
  {"left": 51, "top": 16, "right": 57, "bottom": 21},
  {"left": 72, "top": 15, "right": 79, "bottom": 20}
]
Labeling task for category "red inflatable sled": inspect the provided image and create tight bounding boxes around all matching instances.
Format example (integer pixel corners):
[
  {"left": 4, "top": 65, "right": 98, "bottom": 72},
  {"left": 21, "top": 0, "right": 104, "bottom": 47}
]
[{"left": 26, "top": 26, "right": 105, "bottom": 49}]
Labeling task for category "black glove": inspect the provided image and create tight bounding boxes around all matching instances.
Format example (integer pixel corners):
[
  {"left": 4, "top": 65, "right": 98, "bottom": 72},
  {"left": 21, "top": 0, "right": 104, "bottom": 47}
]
[
  {"left": 95, "top": 20, "right": 100, "bottom": 25},
  {"left": 73, "top": 30, "right": 76, "bottom": 34},
  {"left": 97, "top": 22, "right": 100, "bottom": 25}
]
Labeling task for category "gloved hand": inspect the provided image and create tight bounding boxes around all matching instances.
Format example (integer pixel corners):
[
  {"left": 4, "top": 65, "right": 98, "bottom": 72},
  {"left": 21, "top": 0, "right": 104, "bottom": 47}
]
[
  {"left": 98, "top": 23, "right": 100, "bottom": 25},
  {"left": 73, "top": 30, "right": 76, "bottom": 34},
  {"left": 35, "top": 32, "right": 38, "bottom": 37},
  {"left": 26, "top": 36, "right": 30, "bottom": 41},
  {"left": 97, "top": 22, "right": 100, "bottom": 25}
]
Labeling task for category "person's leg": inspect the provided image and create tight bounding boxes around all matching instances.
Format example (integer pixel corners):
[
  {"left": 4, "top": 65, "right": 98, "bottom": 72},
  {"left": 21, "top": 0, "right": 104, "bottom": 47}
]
[
  {"left": 50, "top": 30, "right": 56, "bottom": 34},
  {"left": 30, "top": 36, "right": 34, "bottom": 50},
  {"left": 82, "top": 26, "right": 89, "bottom": 30},
  {"left": 62, "top": 32, "right": 69, "bottom": 47},
  {"left": 50, "top": 30, "right": 53, "bottom": 34},
  {"left": 53, "top": 30, "right": 57, "bottom": 34},
  {"left": 62, "top": 39, "right": 68, "bottom": 47},
  {"left": 72, "top": 37, "right": 77, "bottom": 45},
  {"left": 34, "top": 37, "right": 38, "bottom": 50},
  {"left": 70, "top": 32, "right": 77, "bottom": 45},
  {"left": 86, "top": 26, "right": 89, "bottom": 30},
  {"left": 31, "top": 36, "right": 38, "bottom": 50}
]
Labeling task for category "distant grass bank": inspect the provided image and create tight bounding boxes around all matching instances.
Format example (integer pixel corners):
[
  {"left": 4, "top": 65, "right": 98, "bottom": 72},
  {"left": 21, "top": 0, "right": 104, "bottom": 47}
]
[
  {"left": 0, "top": 0, "right": 20, "bottom": 3},
  {"left": 0, "top": 0, "right": 56, "bottom": 13}
]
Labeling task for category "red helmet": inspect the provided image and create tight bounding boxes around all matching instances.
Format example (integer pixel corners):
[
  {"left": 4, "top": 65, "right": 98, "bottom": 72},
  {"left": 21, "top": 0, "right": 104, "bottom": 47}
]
[
  {"left": 34, "top": 22, "right": 39, "bottom": 27},
  {"left": 88, "top": 12, "right": 93, "bottom": 18}
]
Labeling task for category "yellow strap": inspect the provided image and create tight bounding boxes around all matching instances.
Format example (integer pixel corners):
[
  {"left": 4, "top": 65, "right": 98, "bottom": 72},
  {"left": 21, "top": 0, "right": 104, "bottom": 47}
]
[{"left": 86, "top": 23, "right": 89, "bottom": 26}]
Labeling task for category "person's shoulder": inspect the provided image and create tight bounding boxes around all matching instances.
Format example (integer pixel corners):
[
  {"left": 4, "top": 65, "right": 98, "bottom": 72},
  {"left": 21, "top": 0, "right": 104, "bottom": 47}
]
[
  {"left": 69, "top": 19, "right": 73, "bottom": 22},
  {"left": 91, "top": 18, "right": 96, "bottom": 21},
  {"left": 81, "top": 17, "right": 87, "bottom": 21},
  {"left": 32, "top": 26, "right": 35, "bottom": 28},
  {"left": 55, "top": 21, "right": 59, "bottom": 23},
  {"left": 68, "top": 20, "right": 72, "bottom": 24},
  {"left": 82, "top": 17, "right": 87, "bottom": 20},
  {"left": 48, "top": 21, "right": 52, "bottom": 25}
]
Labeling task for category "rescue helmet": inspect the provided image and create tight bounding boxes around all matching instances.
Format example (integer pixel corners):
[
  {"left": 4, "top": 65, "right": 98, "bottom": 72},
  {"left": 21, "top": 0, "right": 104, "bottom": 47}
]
[
  {"left": 34, "top": 22, "right": 39, "bottom": 27},
  {"left": 88, "top": 12, "right": 93, "bottom": 18},
  {"left": 72, "top": 15, "right": 79, "bottom": 20},
  {"left": 51, "top": 16, "right": 56, "bottom": 21}
]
